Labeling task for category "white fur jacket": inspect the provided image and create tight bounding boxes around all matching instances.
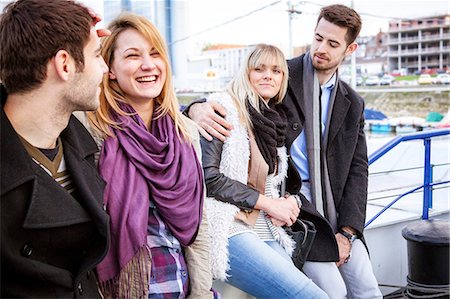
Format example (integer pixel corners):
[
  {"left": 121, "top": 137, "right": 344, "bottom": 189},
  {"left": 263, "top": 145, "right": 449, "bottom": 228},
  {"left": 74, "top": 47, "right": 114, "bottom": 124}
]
[{"left": 204, "top": 92, "right": 295, "bottom": 281}]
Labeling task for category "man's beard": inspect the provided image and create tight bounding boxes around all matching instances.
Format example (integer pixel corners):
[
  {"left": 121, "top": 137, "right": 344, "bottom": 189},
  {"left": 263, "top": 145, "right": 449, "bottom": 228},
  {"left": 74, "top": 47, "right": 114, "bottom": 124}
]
[{"left": 311, "top": 51, "right": 346, "bottom": 72}]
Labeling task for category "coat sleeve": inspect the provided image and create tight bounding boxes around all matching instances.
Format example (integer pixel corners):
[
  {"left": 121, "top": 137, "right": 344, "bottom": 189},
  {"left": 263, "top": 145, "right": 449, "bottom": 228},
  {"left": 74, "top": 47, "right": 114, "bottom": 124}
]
[
  {"left": 336, "top": 104, "right": 368, "bottom": 237},
  {"left": 184, "top": 205, "right": 213, "bottom": 299},
  {"left": 184, "top": 120, "right": 214, "bottom": 299},
  {"left": 201, "top": 136, "right": 259, "bottom": 210}
]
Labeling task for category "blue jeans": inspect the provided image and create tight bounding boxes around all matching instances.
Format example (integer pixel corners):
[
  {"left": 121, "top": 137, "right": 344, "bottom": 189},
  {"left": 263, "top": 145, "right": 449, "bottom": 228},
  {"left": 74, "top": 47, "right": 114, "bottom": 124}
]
[{"left": 226, "top": 232, "right": 328, "bottom": 299}]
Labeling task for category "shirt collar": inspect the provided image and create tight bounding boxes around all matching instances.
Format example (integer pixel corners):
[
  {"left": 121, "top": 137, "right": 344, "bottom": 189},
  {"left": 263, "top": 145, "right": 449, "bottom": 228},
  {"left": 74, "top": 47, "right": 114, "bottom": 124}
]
[{"left": 321, "top": 73, "right": 337, "bottom": 90}]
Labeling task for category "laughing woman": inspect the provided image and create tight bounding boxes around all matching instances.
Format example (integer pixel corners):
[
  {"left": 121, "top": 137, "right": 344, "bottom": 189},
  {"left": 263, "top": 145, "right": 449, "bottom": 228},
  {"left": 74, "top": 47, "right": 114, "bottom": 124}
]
[{"left": 87, "top": 13, "right": 214, "bottom": 299}]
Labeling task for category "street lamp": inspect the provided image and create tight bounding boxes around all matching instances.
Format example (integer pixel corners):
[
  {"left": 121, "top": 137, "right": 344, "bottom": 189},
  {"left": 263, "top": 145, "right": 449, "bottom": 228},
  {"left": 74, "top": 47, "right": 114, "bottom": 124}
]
[{"left": 287, "top": 1, "right": 302, "bottom": 59}]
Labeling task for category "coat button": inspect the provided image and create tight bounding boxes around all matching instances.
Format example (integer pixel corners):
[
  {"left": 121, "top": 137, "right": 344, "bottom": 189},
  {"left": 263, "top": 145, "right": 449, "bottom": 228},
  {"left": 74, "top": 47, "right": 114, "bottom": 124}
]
[
  {"left": 292, "top": 123, "right": 299, "bottom": 131},
  {"left": 77, "top": 282, "right": 83, "bottom": 295},
  {"left": 21, "top": 243, "right": 33, "bottom": 257}
]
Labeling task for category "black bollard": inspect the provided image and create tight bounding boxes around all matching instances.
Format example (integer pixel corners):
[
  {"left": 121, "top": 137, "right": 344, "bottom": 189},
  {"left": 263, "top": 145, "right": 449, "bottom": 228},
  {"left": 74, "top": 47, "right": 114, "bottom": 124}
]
[{"left": 402, "top": 220, "right": 450, "bottom": 298}]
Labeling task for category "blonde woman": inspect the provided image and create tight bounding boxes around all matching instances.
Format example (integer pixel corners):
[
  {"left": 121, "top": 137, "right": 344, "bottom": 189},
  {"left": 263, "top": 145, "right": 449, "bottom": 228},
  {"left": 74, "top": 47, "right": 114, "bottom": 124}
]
[
  {"left": 201, "top": 44, "right": 328, "bottom": 298},
  {"left": 88, "top": 13, "right": 214, "bottom": 299}
]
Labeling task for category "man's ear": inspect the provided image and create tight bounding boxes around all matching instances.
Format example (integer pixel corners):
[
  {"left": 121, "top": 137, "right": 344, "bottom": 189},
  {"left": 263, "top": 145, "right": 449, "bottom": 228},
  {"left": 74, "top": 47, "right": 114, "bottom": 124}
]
[
  {"left": 346, "top": 42, "right": 358, "bottom": 56},
  {"left": 53, "top": 49, "right": 73, "bottom": 81}
]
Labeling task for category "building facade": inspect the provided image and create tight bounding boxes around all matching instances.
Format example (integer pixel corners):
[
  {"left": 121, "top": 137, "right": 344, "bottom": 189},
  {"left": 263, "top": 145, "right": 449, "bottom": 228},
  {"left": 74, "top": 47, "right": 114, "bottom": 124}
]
[
  {"left": 340, "top": 33, "right": 388, "bottom": 81},
  {"left": 186, "top": 44, "right": 253, "bottom": 92},
  {"left": 387, "top": 15, "right": 450, "bottom": 75}
]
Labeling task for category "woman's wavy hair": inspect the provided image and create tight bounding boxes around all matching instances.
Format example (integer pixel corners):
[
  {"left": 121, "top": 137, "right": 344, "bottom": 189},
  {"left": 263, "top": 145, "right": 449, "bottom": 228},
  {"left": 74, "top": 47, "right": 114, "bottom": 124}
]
[
  {"left": 88, "top": 13, "right": 189, "bottom": 140},
  {"left": 227, "top": 43, "right": 288, "bottom": 129}
]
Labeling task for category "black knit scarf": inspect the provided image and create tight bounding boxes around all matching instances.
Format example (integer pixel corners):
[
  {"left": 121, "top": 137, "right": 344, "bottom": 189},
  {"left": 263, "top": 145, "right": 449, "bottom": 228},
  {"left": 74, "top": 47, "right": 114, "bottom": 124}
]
[{"left": 247, "top": 99, "right": 287, "bottom": 174}]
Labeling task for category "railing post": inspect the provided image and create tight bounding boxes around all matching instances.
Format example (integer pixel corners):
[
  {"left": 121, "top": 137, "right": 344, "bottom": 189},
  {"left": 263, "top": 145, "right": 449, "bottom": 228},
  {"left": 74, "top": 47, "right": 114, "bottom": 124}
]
[
  {"left": 422, "top": 138, "right": 432, "bottom": 220},
  {"left": 430, "top": 164, "right": 434, "bottom": 209}
]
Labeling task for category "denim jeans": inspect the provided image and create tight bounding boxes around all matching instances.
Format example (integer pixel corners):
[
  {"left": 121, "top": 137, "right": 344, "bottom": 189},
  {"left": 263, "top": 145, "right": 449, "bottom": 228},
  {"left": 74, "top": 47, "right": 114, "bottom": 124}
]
[{"left": 226, "top": 232, "right": 328, "bottom": 299}]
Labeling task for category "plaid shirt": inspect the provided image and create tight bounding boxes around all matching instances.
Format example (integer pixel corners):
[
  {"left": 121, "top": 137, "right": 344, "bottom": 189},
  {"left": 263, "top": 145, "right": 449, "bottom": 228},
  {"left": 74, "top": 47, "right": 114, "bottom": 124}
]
[{"left": 147, "top": 200, "right": 189, "bottom": 299}]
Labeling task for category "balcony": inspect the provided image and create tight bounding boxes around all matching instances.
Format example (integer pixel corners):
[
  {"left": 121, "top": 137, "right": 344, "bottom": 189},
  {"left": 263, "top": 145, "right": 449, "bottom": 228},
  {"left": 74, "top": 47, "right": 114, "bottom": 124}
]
[
  {"left": 423, "top": 33, "right": 450, "bottom": 41},
  {"left": 398, "top": 62, "right": 419, "bottom": 68},
  {"left": 389, "top": 22, "right": 449, "bottom": 33},
  {"left": 387, "top": 33, "right": 450, "bottom": 45},
  {"left": 387, "top": 46, "right": 450, "bottom": 57}
]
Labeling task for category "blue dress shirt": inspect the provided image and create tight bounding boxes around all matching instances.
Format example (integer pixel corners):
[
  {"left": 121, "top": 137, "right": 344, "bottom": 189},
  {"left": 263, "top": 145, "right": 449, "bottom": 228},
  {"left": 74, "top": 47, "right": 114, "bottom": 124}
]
[{"left": 290, "top": 73, "right": 337, "bottom": 181}]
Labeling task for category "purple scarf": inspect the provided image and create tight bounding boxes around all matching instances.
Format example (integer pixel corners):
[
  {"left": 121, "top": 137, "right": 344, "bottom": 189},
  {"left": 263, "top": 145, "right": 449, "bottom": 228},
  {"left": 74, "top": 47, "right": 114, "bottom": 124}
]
[{"left": 96, "top": 103, "right": 204, "bottom": 283}]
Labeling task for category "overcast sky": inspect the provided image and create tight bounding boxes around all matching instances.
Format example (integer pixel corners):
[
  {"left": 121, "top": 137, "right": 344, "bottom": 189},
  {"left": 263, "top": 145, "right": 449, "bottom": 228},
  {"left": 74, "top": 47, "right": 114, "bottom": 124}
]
[
  {"left": 179, "top": 0, "right": 449, "bottom": 52},
  {"left": 80, "top": 0, "right": 449, "bottom": 57}
]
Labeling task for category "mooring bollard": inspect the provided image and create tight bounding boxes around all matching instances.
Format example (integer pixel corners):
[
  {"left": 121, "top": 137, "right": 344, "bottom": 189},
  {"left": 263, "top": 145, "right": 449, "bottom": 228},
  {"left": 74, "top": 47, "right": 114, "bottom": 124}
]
[{"left": 402, "top": 220, "right": 450, "bottom": 298}]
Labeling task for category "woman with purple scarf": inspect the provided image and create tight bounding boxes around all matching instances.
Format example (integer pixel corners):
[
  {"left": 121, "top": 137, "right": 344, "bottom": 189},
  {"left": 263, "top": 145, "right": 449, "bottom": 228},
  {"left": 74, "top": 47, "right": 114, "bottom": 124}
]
[{"left": 87, "top": 13, "right": 214, "bottom": 299}]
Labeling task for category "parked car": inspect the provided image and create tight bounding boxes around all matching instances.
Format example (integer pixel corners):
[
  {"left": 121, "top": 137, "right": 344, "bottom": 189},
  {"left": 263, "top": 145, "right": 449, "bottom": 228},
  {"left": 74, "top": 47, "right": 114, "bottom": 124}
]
[
  {"left": 417, "top": 74, "right": 433, "bottom": 85},
  {"left": 380, "top": 75, "right": 395, "bottom": 86},
  {"left": 435, "top": 74, "right": 450, "bottom": 85},
  {"left": 356, "top": 76, "right": 364, "bottom": 86},
  {"left": 397, "top": 80, "right": 414, "bottom": 86},
  {"left": 365, "top": 76, "right": 380, "bottom": 86}
]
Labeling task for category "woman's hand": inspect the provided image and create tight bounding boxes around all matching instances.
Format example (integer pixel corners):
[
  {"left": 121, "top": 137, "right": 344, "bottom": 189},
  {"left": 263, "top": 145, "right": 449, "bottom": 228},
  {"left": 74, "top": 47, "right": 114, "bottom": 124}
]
[
  {"left": 270, "top": 217, "right": 287, "bottom": 227},
  {"left": 255, "top": 195, "right": 300, "bottom": 227}
]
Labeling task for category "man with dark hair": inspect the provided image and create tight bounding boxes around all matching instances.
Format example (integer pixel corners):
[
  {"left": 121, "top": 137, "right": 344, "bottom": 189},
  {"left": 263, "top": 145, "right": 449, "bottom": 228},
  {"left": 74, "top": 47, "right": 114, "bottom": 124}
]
[
  {"left": 187, "top": 4, "right": 382, "bottom": 298},
  {"left": 0, "top": 0, "right": 110, "bottom": 297}
]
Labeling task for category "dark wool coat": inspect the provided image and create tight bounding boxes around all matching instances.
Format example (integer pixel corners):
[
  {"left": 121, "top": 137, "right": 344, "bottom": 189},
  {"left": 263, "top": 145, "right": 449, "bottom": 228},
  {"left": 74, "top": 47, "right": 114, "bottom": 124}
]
[
  {"left": 282, "top": 54, "right": 369, "bottom": 262},
  {"left": 1, "top": 88, "right": 110, "bottom": 298}
]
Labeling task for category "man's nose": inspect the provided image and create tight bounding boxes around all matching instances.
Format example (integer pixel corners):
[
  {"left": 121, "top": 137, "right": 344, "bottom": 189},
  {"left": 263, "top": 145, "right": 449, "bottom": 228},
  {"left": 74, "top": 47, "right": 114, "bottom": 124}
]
[{"left": 317, "top": 41, "right": 327, "bottom": 52}]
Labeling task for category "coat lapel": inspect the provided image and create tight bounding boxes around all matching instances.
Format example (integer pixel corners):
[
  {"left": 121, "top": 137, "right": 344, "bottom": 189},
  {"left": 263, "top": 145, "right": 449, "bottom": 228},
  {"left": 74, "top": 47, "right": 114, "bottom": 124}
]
[
  {"left": 22, "top": 170, "right": 93, "bottom": 229},
  {"left": 287, "top": 56, "right": 306, "bottom": 118},
  {"left": 2, "top": 111, "right": 106, "bottom": 230},
  {"left": 327, "top": 81, "right": 351, "bottom": 146},
  {"left": 61, "top": 123, "right": 108, "bottom": 233}
]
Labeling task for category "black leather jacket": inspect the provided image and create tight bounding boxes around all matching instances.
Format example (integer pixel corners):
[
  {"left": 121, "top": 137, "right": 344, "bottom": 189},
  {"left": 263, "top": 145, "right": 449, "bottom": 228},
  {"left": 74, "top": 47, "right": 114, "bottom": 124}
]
[{"left": 200, "top": 136, "right": 259, "bottom": 211}]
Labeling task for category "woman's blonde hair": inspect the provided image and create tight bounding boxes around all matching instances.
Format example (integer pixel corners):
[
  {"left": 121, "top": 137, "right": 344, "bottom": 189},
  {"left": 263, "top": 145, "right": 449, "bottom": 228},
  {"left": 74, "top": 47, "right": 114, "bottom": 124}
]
[
  {"left": 227, "top": 43, "right": 288, "bottom": 130},
  {"left": 88, "top": 13, "right": 189, "bottom": 140}
]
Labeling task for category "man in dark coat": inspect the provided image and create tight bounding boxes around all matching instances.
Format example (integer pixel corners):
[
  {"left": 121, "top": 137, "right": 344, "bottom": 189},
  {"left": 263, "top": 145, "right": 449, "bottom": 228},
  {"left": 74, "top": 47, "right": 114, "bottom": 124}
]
[
  {"left": 187, "top": 4, "right": 381, "bottom": 298},
  {"left": 0, "top": 0, "right": 110, "bottom": 297}
]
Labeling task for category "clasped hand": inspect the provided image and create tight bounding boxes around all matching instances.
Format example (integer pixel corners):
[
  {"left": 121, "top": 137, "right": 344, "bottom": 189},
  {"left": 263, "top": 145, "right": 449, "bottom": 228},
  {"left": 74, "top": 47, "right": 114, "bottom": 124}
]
[{"left": 267, "top": 195, "right": 300, "bottom": 227}]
